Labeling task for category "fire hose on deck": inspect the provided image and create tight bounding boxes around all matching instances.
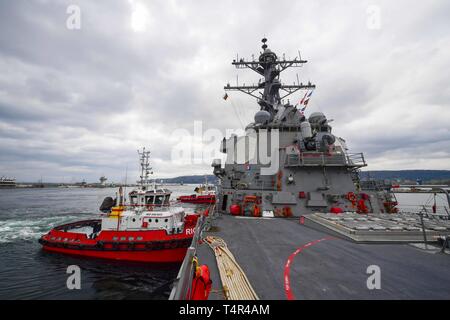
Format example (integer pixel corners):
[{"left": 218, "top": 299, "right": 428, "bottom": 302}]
[{"left": 204, "top": 236, "right": 259, "bottom": 300}]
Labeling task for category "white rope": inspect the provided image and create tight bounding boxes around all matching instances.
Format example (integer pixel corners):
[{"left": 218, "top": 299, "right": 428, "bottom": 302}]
[{"left": 205, "top": 236, "right": 259, "bottom": 300}]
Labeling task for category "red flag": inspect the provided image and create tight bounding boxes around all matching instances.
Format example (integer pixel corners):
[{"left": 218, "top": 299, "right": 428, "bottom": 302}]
[{"left": 299, "top": 91, "right": 308, "bottom": 105}]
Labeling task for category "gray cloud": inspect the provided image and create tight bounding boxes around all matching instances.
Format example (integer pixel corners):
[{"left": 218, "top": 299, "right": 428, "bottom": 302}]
[{"left": 0, "top": 0, "right": 449, "bottom": 182}]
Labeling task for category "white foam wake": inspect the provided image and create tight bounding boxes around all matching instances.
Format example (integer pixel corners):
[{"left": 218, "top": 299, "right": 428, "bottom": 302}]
[{"left": 0, "top": 214, "right": 93, "bottom": 243}]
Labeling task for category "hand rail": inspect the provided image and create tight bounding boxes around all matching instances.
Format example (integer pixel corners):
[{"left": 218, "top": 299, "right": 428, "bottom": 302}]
[{"left": 285, "top": 152, "right": 366, "bottom": 167}]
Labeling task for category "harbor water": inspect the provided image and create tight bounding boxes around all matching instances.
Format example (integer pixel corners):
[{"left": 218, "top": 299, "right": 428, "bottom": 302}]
[
  {"left": 0, "top": 185, "right": 197, "bottom": 300},
  {"left": 0, "top": 186, "right": 448, "bottom": 299}
]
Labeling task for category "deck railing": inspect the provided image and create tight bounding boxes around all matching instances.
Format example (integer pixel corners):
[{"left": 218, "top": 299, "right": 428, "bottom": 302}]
[
  {"left": 285, "top": 152, "right": 366, "bottom": 168},
  {"left": 169, "top": 214, "right": 205, "bottom": 300}
]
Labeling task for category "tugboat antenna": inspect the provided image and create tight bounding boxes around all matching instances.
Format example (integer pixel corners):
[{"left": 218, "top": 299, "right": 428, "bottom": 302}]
[{"left": 137, "top": 147, "right": 152, "bottom": 186}]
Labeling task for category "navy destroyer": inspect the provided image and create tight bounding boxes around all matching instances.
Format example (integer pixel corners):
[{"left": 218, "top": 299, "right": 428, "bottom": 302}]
[{"left": 170, "top": 39, "right": 450, "bottom": 300}]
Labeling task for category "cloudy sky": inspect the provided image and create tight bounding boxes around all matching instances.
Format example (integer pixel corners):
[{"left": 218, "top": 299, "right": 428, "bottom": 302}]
[{"left": 0, "top": 0, "right": 449, "bottom": 183}]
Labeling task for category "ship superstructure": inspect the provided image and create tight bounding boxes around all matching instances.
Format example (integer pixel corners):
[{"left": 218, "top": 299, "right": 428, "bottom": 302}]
[{"left": 212, "top": 38, "right": 393, "bottom": 217}]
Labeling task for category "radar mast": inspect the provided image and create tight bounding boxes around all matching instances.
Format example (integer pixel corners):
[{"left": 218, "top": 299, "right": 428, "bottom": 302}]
[{"left": 224, "top": 38, "right": 316, "bottom": 115}]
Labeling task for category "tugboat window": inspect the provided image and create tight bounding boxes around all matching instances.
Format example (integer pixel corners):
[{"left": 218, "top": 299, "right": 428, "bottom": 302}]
[
  {"left": 145, "top": 196, "right": 154, "bottom": 204},
  {"left": 155, "top": 196, "right": 163, "bottom": 205}
]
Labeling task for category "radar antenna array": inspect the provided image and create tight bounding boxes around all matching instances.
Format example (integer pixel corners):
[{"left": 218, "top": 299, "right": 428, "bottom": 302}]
[{"left": 224, "top": 38, "right": 316, "bottom": 114}]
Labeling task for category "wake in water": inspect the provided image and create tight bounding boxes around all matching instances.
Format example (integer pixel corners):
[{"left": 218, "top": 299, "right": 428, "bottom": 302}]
[{"left": 0, "top": 213, "right": 95, "bottom": 243}]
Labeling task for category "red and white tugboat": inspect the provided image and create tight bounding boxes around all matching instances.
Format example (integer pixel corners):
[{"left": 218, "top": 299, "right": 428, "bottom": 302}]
[
  {"left": 177, "top": 177, "right": 216, "bottom": 204},
  {"left": 39, "top": 148, "right": 199, "bottom": 263}
]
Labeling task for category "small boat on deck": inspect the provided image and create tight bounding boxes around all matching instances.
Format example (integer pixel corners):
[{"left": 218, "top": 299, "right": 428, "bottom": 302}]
[{"left": 39, "top": 148, "right": 199, "bottom": 263}]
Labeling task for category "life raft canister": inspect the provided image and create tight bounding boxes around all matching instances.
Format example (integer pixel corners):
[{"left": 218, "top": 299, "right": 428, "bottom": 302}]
[
  {"left": 190, "top": 264, "right": 212, "bottom": 300},
  {"left": 230, "top": 204, "right": 242, "bottom": 216}
]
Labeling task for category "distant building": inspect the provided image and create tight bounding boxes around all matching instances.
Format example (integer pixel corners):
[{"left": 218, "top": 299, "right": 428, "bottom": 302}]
[{"left": 99, "top": 176, "right": 107, "bottom": 186}]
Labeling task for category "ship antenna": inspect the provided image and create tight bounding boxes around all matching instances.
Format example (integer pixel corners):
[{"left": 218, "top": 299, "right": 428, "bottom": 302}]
[
  {"left": 137, "top": 147, "right": 152, "bottom": 187},
  {"left": 224, "top": 37, "right": 315, "bottom": 117},
  {"left": 124, "top": 164, "right": 128, "bottom": 201}
]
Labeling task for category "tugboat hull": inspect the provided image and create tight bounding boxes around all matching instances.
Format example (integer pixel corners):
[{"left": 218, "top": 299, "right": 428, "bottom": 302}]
[
  {"left": 40, "top": 245, "right": 189, "bottom": 263},
  {"left": 39, "top": 218, "right": 197, "bottom": 263}
]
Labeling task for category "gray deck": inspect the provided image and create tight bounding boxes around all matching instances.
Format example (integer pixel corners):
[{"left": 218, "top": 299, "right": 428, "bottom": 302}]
[{"left": 198, "top": 215, "right": 450, "bottom": 300}]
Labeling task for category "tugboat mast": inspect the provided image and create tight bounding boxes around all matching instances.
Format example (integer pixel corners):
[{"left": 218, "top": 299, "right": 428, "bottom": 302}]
[
  {"left": 224, "top": 38, "right": 316, "bottom": 115},
  {"left": 137, "top": 147, "right": 153, "bottom": 187}
]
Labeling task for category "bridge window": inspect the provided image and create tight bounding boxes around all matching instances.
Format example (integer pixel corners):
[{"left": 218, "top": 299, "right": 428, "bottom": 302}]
[
  {"left": 155, "top": 195, "right": 164, "bottom": 205},
  {"left": 145, "top": 196, "right": 154, "bottom": 205}
]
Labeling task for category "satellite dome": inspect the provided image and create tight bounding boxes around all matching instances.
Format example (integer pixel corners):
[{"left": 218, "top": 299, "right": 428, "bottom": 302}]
[
  {"left": 308, "top": 112, "right": 327, "bottom": 124},
  {"left": 254, "top": 110, "right": 271, "bottom": 124}
]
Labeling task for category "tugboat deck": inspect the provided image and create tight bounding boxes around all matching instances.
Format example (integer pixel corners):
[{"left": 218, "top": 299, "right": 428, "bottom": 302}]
[{"left": 198, "top": 214, "right": 450, "bottom": 300}]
